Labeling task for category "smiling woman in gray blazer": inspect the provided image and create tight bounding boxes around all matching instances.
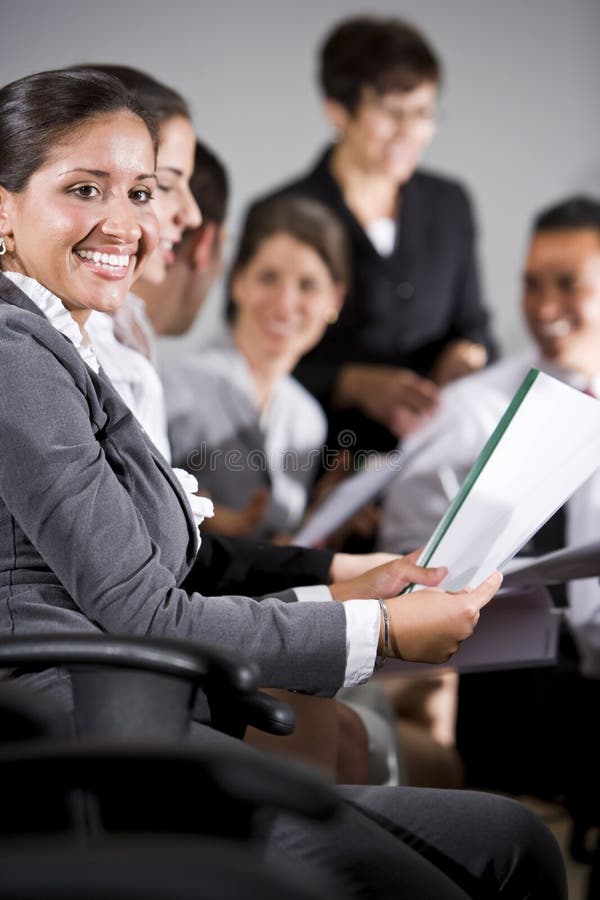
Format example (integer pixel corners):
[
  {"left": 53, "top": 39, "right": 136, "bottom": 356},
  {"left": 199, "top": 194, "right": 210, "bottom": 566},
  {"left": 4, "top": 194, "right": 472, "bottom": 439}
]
[{"left": 0, "top": 68, "right": 566, "bottom": 900}]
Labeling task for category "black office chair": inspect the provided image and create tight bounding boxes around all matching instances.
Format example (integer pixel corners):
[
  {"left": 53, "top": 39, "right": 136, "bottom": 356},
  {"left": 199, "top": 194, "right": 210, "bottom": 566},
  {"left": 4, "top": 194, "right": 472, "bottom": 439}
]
[
  {"left": 0, "top": 633, "right": 295, "bottom": 740},
  {"left": 0, "top": 680, "right": 66, "bottom": 742},
  {"left": 0, "top": 634, "right": 338, "bottom": 839},
  {"left": 0, "top": 635, "right": 343, "bottom": 898},
  {"left": 0, "top": 837, "right": 337, "bottom": 900},
  {"left": 0, "top": 736, "right": 339, "bottom": 839}
]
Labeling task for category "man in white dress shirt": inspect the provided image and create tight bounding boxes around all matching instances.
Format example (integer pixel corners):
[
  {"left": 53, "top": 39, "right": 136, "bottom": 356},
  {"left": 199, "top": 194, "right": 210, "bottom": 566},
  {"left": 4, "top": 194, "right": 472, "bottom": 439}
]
[
  {"left": 380, "top": 194, "right": 600, "bottom": 676},
  {"left": 379, "top": 195, "right": 600, "bottom": 804}
]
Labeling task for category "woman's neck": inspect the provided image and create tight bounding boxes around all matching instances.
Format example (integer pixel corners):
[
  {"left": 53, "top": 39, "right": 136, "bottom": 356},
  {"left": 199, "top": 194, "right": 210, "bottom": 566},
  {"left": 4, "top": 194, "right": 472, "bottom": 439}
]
[
  {"left": 4, "top": 265, "right": 90, "bottom": 330},
  {"left": 69, "top": 308, "right": 91, "bottom": 330},
  {"left": 330, "top": 143, "right": 400, "bottom": 225},
  {"left": 233, "top": 326, "right": 293, "bottom": 412}
]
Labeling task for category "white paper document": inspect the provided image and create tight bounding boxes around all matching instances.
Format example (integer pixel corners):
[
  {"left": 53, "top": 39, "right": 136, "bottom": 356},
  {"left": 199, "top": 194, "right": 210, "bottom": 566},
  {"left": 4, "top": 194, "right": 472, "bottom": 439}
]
[
  {"left": 292, "top": 452, "right": 402, "bottom": 548},
  {"left": 383, "top": 586, "right": 559, "bottom": 674},
  {"left": 410, "top": 369, "right": 600, "bottom": 592},
  {"left": 502, "top": 540, "right": 600, "bottom": 589}
]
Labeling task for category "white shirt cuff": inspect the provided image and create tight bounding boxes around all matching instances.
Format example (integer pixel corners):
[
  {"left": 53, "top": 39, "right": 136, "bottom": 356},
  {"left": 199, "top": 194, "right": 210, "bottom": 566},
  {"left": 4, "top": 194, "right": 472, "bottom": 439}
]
[
  {"left": 342, "top": 599, "right": 380, "bottom": 686},
  {"left": 294, "top": 585, "right": 333, "bottom": 603}
]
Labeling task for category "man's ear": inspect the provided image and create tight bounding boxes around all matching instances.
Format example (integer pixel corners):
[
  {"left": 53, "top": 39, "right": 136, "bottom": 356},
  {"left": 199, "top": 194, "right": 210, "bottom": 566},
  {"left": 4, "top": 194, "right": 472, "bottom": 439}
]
[
  {"left": 323, "top": 98, "right": 351, "bottom": 138},
  {"left": 191, "top": 222, "right": 220, "bottom": 272}
]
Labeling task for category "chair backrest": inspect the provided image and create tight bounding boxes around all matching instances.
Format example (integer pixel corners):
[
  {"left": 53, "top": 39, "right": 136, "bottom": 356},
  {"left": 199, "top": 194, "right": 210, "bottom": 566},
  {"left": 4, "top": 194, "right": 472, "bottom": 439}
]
[
  {"left": 0, "top": 837, "right": 338, "bottom": 899},
  {"left": 0, "top": 642, "right": 340, "bottom": 897},
  {"left": 0, "top": 739, "right": 339, "bottom": 839},
  {"left": 0, "top": 636, "right": 328, "bottom": 843},
  {"left": 0, "top": 682, "right": 67, "bottom": 742}
]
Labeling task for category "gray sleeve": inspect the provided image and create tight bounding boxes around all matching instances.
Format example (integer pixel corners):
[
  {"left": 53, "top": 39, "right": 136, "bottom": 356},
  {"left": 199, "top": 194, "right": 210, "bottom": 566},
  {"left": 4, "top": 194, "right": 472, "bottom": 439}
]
[{"left": 0, "top": 330, "right": 346, "bottom": 696}]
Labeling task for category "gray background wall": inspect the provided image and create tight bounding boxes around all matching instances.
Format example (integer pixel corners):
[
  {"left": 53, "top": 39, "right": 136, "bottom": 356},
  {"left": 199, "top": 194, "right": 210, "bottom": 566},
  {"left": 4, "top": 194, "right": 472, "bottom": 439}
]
[{"left": 2, "top": 0, "right": 599, "bottom": 357}]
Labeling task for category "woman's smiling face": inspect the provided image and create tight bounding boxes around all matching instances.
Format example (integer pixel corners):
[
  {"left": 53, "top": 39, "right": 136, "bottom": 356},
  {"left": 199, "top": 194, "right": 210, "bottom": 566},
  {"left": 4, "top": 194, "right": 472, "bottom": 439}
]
[
  {"left": 0, "top": 109, "right": 159, "bottom": 325},
  {"left": 231, "top": 231, "right": 343, "bottom": 366},
  {"left": 136, "top": 114, "right": 201, "bottom": 286}
]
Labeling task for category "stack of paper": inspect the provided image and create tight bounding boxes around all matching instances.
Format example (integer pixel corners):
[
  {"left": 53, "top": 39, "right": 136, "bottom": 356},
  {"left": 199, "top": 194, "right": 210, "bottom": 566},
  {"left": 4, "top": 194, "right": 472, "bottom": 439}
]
[
  {"left": 502, "top": 540, "right": 600, "bottom": 588},
  {"left": 409, "top": 369, "right": 600, "bottom": 592}
]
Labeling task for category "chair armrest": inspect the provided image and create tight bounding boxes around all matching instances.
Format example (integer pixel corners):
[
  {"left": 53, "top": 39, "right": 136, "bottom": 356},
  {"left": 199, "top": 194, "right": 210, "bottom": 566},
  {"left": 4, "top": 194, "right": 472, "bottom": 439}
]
[
  {"left": 207, "top": 687, "right": 295, "bottom": 738},
  {"left": 0, "top": 634, "right": 259, "bottom": 693},
  {"left": 234, "top": 690, "right": 296, "bottom": 736},
  {"left": 0, "top": 635, "right": 295, "bottom": 741},
  {"left": 0, "top": 738, "right": 340, "bottom": 835}
]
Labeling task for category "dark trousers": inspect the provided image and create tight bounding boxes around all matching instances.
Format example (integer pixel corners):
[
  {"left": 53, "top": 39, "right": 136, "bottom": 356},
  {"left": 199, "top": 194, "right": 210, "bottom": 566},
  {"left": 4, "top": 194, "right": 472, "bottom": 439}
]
[{"left": 191, "top": 722, "right": 567, "bottom": 899}]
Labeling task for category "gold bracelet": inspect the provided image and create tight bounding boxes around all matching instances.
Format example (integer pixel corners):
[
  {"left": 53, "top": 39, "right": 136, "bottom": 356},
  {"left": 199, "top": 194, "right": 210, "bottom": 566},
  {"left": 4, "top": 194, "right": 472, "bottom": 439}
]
[{"left": 375, "top": 598, "right": 389, "bottom": 670}]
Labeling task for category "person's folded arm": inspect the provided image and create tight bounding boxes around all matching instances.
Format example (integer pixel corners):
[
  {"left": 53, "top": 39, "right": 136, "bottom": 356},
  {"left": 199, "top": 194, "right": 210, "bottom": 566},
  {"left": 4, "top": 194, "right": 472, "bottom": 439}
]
[{"left": 187, "top": 533, "right": 333, "bottom": 597}]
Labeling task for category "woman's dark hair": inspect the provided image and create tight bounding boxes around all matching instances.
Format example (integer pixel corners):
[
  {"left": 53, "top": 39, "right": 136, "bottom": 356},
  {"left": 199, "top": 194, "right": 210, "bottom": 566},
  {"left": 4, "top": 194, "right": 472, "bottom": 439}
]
[
  {"left": 69, "top": 64, "right": 190, "bottom": 127},
  {"left": 0, "top": 68, "right": 159, "bottom": 193},
  {"left": 227, "top": 195, "right": 350, "bottom": 320},
  {"left": 320, "top": 16, "right": 441, "bottom": 113}
]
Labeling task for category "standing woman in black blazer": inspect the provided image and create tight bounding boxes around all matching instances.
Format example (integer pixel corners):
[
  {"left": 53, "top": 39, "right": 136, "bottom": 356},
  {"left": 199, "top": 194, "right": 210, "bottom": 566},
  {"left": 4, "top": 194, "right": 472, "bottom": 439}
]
[{"left": 256, "top": 16, "right": 496, "bottom": 452}]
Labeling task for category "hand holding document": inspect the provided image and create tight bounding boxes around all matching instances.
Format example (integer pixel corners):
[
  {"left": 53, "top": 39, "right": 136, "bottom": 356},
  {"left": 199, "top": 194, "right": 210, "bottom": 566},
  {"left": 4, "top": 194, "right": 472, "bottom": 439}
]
[
  {"left": 387, "top": 570, "right": 502, "bottom": 665},
  {"left": 387, "top": 368, "right": 600, "bottom": 673},
  {"left": 410, "top": 369, "right": 600, "bottom": 592},
  {"left": 384, "top": 585, "right": 559, "bottom": 674}
]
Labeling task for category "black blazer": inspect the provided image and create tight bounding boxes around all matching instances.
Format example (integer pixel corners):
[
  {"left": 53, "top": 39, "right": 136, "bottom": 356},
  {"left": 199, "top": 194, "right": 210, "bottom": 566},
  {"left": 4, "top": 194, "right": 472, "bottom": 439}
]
[
  {"left": 251, "top": 148, "right": 496, "bottom": 450},
  {"left": 190, "top": 534, "right": 332, "bottom": 598}
]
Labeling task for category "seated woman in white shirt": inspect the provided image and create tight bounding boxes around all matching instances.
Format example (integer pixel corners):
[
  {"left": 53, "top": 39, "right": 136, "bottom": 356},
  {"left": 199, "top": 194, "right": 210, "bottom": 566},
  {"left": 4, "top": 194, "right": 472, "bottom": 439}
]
[{"left": 164, "top": 195, "right": 348, "bottom": 539}]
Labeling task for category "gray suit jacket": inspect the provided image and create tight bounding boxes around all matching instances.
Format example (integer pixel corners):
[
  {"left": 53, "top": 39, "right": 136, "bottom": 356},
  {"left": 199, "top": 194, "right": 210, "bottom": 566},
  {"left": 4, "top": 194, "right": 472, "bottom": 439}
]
[{"left": 0, "top": 274, "right": 346, "bottom": 707}]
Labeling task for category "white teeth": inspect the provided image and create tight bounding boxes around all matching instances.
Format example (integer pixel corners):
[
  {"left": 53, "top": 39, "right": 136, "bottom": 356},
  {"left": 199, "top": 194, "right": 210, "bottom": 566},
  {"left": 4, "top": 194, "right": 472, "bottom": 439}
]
[
  {"left": 76, "top": 250, "right": 131, "bottom": 269},
  {"left": 266, "top": 321, "right": 295, "bottom": 335},
  {"left": 540, "top": 320, "right": 571, "bottom": 338}
]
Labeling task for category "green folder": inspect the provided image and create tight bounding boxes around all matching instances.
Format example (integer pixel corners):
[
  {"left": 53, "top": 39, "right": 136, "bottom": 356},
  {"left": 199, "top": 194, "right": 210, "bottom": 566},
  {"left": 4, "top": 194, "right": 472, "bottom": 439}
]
[{"left": 405, "top": 367, "right": 541, "bottom": 592}]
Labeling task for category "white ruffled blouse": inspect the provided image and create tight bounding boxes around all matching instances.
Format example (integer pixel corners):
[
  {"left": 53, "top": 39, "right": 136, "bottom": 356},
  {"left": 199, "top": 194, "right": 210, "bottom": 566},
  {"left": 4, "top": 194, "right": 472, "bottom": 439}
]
[
  {"left": 5, "top": 271, "right": 101, "bottom": 374},
  {"left": 3, "top": 272, "right": 213, "bottom": 530}
]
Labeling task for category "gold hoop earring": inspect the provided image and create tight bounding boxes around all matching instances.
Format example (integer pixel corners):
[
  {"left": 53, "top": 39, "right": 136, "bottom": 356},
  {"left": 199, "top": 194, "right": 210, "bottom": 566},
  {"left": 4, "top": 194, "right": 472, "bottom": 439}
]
[{"left": 0, "top": 236, "right": 6, "bottom": 256}]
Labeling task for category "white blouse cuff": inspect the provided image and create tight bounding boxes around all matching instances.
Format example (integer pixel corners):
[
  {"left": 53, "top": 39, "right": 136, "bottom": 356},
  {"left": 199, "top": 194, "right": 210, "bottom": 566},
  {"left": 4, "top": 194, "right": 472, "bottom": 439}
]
[{"left": 342, "top": 599, "right": 380, "bottom": 686}]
